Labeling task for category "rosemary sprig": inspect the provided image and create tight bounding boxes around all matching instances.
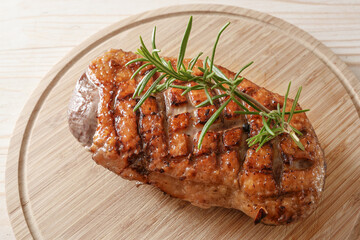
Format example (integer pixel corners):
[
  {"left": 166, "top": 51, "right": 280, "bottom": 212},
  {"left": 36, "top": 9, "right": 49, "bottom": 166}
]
[{"left": 125, "top": 17, "right": 309, "bottom": 151}]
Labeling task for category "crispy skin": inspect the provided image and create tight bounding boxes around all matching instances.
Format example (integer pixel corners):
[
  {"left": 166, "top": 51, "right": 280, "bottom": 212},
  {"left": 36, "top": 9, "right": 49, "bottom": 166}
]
[{"left": 68, "top": 49, "right": 326, "bottom": 225}]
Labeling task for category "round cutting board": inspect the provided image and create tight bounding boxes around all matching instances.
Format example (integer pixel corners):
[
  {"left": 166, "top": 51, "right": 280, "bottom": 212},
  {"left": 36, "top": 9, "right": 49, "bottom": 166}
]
[{"left": 6, "top": 4, "right": 360, "bottom": 240}]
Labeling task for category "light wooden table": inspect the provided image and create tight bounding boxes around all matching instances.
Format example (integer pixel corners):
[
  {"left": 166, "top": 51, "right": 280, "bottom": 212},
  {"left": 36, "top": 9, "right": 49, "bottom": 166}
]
[{"left": 1, "top": 1, "right": 359, "bottom": 239}]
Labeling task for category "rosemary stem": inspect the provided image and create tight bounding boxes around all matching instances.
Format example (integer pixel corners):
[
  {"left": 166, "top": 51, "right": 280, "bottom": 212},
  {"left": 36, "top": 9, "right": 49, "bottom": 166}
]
[
  {"left": 129, "top": 16, "right": 308, "bottom": 151},
  {"left": 233, "top": 89, "right": 270, "bottom": 113}
]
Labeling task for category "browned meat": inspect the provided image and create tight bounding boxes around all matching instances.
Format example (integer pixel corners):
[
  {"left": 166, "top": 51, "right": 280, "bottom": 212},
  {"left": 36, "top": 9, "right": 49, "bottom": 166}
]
[{"left": 68, "top": 49, "right": 326, "bottom": 225}]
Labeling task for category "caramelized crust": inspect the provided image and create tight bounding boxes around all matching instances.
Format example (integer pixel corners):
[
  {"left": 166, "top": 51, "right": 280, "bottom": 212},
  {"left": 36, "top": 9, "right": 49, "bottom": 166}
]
[
  {"left": 194, "top": 105, "right": 217, "bottom": 126},
  {"left": 169, "top": 133, "right": 189, "bottom": 157},
  {"left": 114, "top": 98, "right": 140, "bottom": 160},
  {"left": 167, "top": 87, "right": 188, "bottom": 106},
  {"left": 68, "top": 49, "right": 326, "bottom": 225},
  {"left": 193, "top": 131, "right": 219, "bottom": 156},
  {"left": 223, "top": 128, "right": 243, "bottom": 147},
  {"left": 169, "top": 113, "right": 190, "bottom": 132},
  {"left": 188, "top": 82, "right": 209, "bottom": 106}
]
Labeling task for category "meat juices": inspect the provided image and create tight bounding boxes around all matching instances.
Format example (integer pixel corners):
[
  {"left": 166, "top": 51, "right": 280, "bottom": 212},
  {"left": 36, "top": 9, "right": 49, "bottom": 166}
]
[{"left": 68, "top": 49, "right": 326, "bottom": 225}]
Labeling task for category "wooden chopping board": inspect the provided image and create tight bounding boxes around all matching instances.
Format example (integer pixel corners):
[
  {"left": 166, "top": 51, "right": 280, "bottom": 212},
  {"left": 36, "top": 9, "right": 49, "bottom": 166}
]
[{"left": 6, "top": 4, "right": 360, "bottom": 240}]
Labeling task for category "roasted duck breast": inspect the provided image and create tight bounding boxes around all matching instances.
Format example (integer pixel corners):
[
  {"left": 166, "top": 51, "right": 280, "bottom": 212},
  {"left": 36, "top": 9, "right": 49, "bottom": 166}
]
[{"left": 68, "top": 49, "right": 325, "bottom": 225}]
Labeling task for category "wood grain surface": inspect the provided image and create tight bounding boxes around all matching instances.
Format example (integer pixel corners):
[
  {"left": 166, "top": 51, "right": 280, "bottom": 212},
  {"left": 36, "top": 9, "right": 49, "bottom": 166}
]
[
  {"left": 5, "top": 4, "right": 360, "bottom": 240},
  {"left": 1, "top": 1, "right": 360, "bottom": 239}
]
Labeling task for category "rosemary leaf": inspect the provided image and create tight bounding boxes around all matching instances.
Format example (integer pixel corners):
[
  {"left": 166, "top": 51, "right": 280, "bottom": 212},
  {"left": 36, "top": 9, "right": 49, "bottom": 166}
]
[
  {"left": 202, "top": 67, "right": 209, "bottom": 81},
  {"left": 204, "top": 87, "right": 213, "bottom": 105},
  {"left": 134, "top": 74, "right": 166, "bottom": 111},
  {"left": 206, "top": 72, "right": 215, "bottom": 80},
  {"left": 234, "top": 61, "right": 253, "bottom": 80},
  {"left": 130, "top": 62, "right": 151, "bottom": 80},
  {"left": 139, "top": 37, "right": 151, "bottom": 56},
  {"left": 210, "top": 22, "right": 230, "bottom": 73},
  {"left": 134, "top": 68, "right": 158, "bottom": 97},
  {"left": 230, "top": 95, "right": 249, "bottom": 112},
  {"left": 156, "top": 84, "right": 166, "bottom": 92},
  {"left": 211, "top": 80, "right": 228, "bottom": 89},
  {"left": 233, "top": 77, "right": 244, "bottom": 88},
  {"left": 181, "top": 85, "right": 203, "bottom": 95},
  {"left": 203, "top": 56, "right": 209, "bottom": 71},
  {"left": 256, "top": 135, "right": 276, "bottom": 151},
  {"left": 128, "top": 16, "right": 310, "bottom": 151},
  {"left": 233, "top": 91, "right": 262, "bottom": 112},
  {"left": 195, "top": 94, "right": 227, "bottom": 108},
  {"left": 151, "top": 27, "right": 162, "bottom": 61},
  {"left": 282, "top": 81, "right": 291, "bottom": 120},
  {"left": 125, "top": 58, "right": 147, "bottom": 66},
  {"left": 212, "top": 75, "right": 231, "bottom": 91},
  {"left": 288, "top": 86, "right": 302, "bottom": 123},
  {"left": 140, "top": 45, "right": 178, "bottom": 79},
  {"left": 262, "top": 115, "right": 275, "bottom": 136},
  {"left": 188, "top": 52, "right": 203, "bottom": 70},
  {"left": 289, "top": 132, "right": 305, "bottom": 151},
  {"left": 198, "top": 98, "right": 231, "bottom": 148},
  {"left": 207, "top": 59, "right": 231, "bottom": 83},
  {"left": 277, "top": 103, "right": 281, "bottom": 114},
  {"left": 234, "top": 111, "right": 260, "bottom": 115},
  {"left": 290, "top": 125, "right": 303, "bottom": 136},
  {"left": 177, "top": 16, "right": 192, "bottom": 72},
  {"left": 292, "top": 109, "right": 310, "bottom": 114},
  {"left": 169, "top": 85, "right": 188, "bottom": 90}
]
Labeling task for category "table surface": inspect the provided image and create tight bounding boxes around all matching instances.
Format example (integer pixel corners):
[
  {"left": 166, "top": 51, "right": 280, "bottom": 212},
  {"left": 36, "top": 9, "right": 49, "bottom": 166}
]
[{"left": 1, "top": 0, "right": 359, "bottom": 239}]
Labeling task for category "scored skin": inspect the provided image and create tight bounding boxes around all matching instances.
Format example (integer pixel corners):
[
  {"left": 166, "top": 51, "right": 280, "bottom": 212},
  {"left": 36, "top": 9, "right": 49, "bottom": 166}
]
[{"left": 68, "top": 49, "right": 326, "bottom": 225}]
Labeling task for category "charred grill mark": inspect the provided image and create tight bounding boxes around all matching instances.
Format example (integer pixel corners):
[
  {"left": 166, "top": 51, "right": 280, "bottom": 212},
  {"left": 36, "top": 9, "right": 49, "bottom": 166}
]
[
  {"left": 223, "top": 128, "right": 243, "bottom": 148},
  {"left": 242, "top": 123, "right": 250, "bottom": 133},
  {"left": 254, "top": 208, "right": 268, "bottom": 225},
  {"left": 114, "top": 97, "right": 141, "bottom": 164},
  {"left": 128, "top": 153, "right": 149, "bottom": 176},
  {"left": 272, "top": 138, "right": 283, "bottom": 187},
  {"left": 139, "top": 97, "right": 167, "bottom": 169},
  {"left": 194, "top": 105, "right": 217, "bottom": 126},
  {"left": 223, "top": 97, "right": 242, "bottom": 120},
  {"left": 169, "top": 113, "right": 191, "bottom": 132},
  {"left": 241, "top": 188, "right": 315, "bottom": 200},
  {"left": 157, "top": 91, "right": 170, "bottom": 162},
  {"left": 234, "top": 126, "right": 248, "bottom": 190},
  {"left": 134, "top": 98, "right": 145, "bottom": 160}
]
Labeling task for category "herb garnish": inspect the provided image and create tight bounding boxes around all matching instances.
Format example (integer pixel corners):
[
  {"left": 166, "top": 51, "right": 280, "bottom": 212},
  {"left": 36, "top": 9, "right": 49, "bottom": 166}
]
[{"left": 126, "top": 16, "right": 309, "bottom": 151}]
